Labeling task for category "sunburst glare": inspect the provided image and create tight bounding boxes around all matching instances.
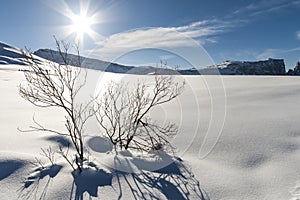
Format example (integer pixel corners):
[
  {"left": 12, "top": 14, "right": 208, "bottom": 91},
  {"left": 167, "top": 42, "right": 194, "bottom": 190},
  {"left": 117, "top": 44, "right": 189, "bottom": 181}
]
[
  {"left": 70, "top": 12, "right": 94, "bottom": 43},
  {"left": 47, "top": 0, "right": 105, "bottom": 45}
]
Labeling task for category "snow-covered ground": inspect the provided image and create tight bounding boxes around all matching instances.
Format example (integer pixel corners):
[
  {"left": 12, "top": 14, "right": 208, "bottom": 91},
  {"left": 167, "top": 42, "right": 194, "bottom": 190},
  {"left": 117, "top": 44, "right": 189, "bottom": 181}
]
[{"left": 0, "top": 64, "right": 300, "bottom": 200}]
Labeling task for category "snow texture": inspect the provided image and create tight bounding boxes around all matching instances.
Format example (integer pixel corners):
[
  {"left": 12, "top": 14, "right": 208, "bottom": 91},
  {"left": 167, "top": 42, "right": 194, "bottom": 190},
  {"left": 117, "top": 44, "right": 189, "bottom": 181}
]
[{"left": 0, "top": 43, "right": 299, "bottom": 199}]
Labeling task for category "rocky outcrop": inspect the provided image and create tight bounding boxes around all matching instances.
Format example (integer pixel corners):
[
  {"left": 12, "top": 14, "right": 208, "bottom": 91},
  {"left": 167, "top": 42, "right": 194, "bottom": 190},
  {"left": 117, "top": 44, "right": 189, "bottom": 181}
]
[
  {"left": 293, "top": 61, "right": 300, "bottom": 75},
  {"left": 285, "top": 61, "right": 300, "bottom": 75},
  {"left": 197, "top": 58, "right": 286, "bottom": 75},
  {"left": 287, "top": 69, "right": 295, "bottom": 75}
]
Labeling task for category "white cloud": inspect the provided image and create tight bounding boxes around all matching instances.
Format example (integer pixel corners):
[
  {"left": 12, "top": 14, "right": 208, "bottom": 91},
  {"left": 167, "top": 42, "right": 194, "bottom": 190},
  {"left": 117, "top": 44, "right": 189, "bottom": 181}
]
[
  {"left": 169, "top": 20, "right": 229, "bottom": 38},
  {"left": 89, "top": 20, "right": 233, "bottom": 60}
]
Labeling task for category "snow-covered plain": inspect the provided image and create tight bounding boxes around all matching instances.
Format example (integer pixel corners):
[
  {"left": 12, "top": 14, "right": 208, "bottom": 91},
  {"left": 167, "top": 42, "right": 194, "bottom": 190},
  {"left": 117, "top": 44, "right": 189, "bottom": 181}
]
[{"left": 0, "top": 63, "right": 300, "bottom": 200}]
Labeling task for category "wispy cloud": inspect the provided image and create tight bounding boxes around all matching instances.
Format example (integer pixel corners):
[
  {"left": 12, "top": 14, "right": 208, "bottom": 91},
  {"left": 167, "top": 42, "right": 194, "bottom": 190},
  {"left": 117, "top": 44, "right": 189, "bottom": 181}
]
[
  {"left": 256, "top": 47, "right": 300, "bottom": 60},
  {"left": 256, "top": 49, "right": 281, "bottom": 60},
  {"left": 90, "top": 20, "right": 235, "bottom": 60},
  {"left": 233, "top": 0, "right": 300, "bottom": 17},
  {"left": 169, "top": 20, "right": 232, "bottom": 39}
]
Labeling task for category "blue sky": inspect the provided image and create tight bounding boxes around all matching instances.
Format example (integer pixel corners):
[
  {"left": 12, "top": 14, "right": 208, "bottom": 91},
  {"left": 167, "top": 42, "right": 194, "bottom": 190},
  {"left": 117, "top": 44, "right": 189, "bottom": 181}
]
[{"left": 1, "top": 0, "right": 300, "bottom": 69}]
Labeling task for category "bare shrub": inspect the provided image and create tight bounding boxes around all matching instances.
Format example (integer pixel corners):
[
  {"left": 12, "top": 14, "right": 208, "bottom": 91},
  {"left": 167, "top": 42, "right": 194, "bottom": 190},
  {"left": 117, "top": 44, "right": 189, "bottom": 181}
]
[
  {"left": 18, "top": 38, "right": 94, "bottom": 172},
  {"left": 40, "top": 146, "right": 56, "bottom": 166},
  {"left": 95, "top": 75, "right": 185, "bottom": 152},
  {"left": 29, "top": 146, "right": 56, "bottom": 169},
  {"left": 29, "top": 157, "right": 46, "bottom": 169}
]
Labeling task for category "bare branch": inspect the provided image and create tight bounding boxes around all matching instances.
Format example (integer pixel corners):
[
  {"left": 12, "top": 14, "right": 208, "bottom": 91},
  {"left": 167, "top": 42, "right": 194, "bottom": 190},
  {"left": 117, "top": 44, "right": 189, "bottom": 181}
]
[
  {"left": 18, "top": 38, "right": 93, "bottom": 172},
  {"left": 95, "top": 76, "right": 184, "bottom": 152}
]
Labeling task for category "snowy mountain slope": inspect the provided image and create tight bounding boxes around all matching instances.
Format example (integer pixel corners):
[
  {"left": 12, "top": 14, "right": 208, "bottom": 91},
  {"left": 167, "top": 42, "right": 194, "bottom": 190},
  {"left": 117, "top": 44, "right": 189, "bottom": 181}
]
[
  {"left": 0, "top": 41, "right": 42, "bottom": 66},
  {"left": 34, "top": 49, "right": 135, "bottom": 73},
  {"left": 34, "top": 49, "right": 183, "bottom": 75}
]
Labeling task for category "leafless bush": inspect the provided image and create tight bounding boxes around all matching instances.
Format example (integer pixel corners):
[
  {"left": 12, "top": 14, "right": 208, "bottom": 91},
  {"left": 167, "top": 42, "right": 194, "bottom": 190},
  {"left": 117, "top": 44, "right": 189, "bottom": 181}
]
[
  {"left": 18, "top": 38, "right": 94, "bottom": 172},
  {"left": 58, "top": 145, "right": 76, "bottom": 171},
  {"left": 29, "top": 157, "right": 46, "bottom": 169},
  {"left": 40, "top": 146, "right": 56, "bottom": 166},
  {"left": 29, "top": 146, "right": 56, "bottom": 169},
  {"left": 95, "top": 75, "right": 185, "bottom": 152}
]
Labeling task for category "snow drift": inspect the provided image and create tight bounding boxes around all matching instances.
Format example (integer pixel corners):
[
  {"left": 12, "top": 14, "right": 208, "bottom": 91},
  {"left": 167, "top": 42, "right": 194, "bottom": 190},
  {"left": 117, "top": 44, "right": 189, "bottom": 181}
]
[
  {"left": 0, "top": 42, "right": 299, "bottom": 199},
  {"left": 0, "top": 65, "right": 299, "bottom": 199}
]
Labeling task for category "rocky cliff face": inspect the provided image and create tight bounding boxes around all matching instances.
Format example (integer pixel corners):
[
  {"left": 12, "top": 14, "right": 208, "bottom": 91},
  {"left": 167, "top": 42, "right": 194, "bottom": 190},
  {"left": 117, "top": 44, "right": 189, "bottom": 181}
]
[
  {"left": 293, "top": 61, "right": 300, "bottom": 75},
  {"left": 198, "top": 58, "right": 286, "bottom": 75}
]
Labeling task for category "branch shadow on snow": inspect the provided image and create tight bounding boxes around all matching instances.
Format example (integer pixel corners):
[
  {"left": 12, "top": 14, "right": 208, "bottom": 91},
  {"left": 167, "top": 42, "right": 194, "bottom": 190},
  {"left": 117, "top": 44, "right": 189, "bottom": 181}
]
[
  {"left": 70, "top": 166, "right": 113, "bottom": 200},
  {"left": 67, "top": 151, "right": 208, "bottom": 200},
  {"left": 45, "top": 135, "right": 72, "bottom": 147},
  {"left": 76, "top": 136, "right": 209, "bottom": 200},
  {"left": 16, "top": 150, "right": 208, "bottom": 199},
  {"left": 87, "top": 136, "right": 113, "bottom": 153},
  {"left": 112, "top": 153, "right": 209, "bottom": 200},
  {"left": 18, "top": 164, "right": 62, "bottom": 199}
]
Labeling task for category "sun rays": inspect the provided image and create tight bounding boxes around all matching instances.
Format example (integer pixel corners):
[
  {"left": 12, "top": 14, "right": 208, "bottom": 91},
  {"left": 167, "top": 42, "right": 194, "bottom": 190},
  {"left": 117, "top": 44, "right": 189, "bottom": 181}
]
[{"left": 49, "top": 0, "right": 105, "bottom": 45}]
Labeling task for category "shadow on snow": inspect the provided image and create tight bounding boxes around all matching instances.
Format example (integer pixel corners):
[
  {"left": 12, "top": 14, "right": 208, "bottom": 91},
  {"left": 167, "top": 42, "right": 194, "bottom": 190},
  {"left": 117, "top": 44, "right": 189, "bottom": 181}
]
[
  {"left": 18, "top": 164, "right": 62, "bottom": 199},
  {"left": 18, "top": 155, "right": 208, "bottom": 200},
  {"left": 113, "top": 155, "right": 209, "bottom": 200},
  {"left": 70, "top": 166, "right": 113, "bottom": 200},
  {"left": 0, "top": 160, "right": 25, "bottom": 181}
]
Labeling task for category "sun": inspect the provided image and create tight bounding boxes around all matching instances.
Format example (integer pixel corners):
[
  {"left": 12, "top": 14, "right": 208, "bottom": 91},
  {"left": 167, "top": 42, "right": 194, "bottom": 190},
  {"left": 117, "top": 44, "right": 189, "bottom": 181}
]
[
  {"left": 50, "top": 0, "right": 106, "bottom": 45},
  {"left": 70, "top": 13, "right": 93, "bottom": 42}
]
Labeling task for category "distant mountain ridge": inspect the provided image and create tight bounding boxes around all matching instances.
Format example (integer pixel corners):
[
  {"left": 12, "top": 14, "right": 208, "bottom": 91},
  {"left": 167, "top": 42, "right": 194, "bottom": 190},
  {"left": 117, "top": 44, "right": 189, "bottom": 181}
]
[
  {"left": 34, "top": 48, "right": 183, "bottom": 75},
  {"left": 34, "top": 48, "right": 288, "bottom": 75},
  {"left": 0, "top": 41, "right": 295, "bottom": 75},
  {"left": 34, "top": 49, "right": 134, "bottom": 74},
  {"left": 201, "top": 59, "right": 286, "bottom": 75}
]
